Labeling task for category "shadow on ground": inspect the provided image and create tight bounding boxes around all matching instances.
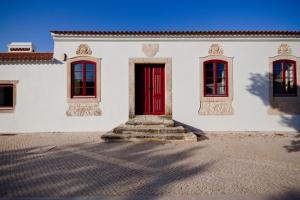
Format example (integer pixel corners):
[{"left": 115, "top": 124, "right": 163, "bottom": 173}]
[
  {"left": 247, "top": 72, "right": 300, "bottom": 152},
  {"left": 0, "top": 141, "right": 213, "bottom": 199},
  {"left": 174, "top": 120, "right": 208, "bottom": 141},
  {"left": 267, "top": 189, "right": 300, "bottom": 200}
]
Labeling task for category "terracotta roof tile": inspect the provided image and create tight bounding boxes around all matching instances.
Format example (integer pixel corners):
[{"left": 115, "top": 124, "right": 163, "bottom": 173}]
[
  {"left": 51, "top": 30, "right": 300, "bottom": 37},
  {"left": 0, "top": 53, "right": 53, "bottom": 62}
]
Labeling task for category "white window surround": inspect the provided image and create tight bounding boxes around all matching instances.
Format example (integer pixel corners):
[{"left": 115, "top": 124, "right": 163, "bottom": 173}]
[
  {"left": 66, "top": 56, "right": 102, "bottom": 116},
  {"left": 0, "top": 80, "right": 18, "bottom": 113},
  {"left": 268, "top": 44, "right": 300, "bottom": 115},
  {"left": 199, "top": 44, "right": 234, "bottom": 115}
]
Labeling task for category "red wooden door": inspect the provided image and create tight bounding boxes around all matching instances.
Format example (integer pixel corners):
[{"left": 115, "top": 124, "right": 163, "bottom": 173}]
[{"left": 135, "top": 64, "right": 165, "bottom": 115}]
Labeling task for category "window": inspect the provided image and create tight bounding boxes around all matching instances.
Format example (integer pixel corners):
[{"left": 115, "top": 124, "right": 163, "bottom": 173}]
[
  {"left": 0, "top": 84, "right": 13, "bottom": 108},
  {"left": 273, "top": 60, "right": 297, "bottom": 96},
  {"left": 71, "top": 61, "right": 96, "bottom": 98},
  {"left": 204, "top": 60, "right": 228, "bottom": 96},
  {"left": 66, "top": 56, "right": 101, "bottom": 116},
  {"left": 0, "top": 80, "right": 17, "bottom": 112},
  {"left": 199, "top": 44, "right": 233, "bottom": 115}
]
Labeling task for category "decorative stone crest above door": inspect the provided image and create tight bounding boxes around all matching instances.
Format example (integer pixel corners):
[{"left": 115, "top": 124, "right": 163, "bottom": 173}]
[{"left": 142, "top": 44, "right": 159, "bottom": 57}]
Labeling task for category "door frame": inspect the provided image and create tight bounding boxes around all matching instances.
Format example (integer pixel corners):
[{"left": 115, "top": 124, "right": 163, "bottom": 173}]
[{"left": 129, "top": 57, "right": 172, "bottom": 118}]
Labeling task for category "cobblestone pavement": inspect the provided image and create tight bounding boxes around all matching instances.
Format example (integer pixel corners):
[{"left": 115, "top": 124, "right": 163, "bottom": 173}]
[{"left": 0, "top": 132, "right": 300, "bottom": 199}]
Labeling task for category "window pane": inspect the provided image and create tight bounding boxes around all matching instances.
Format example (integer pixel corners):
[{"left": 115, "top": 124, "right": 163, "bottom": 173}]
[
  {"left": 73, "top": 71, "right": 83, "bottom": 87},
  {"left": 205, "top": 86, "right": 214, "bottom": 95},
  {"left": 86, "top": 71, "right": 95, "bottom": 87},
  {"left": 205, "top": 62, "right": 214, "bottom": 95},
  {"left": 86, "top": 71, "right": 95, "bottom": 81},
  {"left": 73, "top": 63, "right": 83, "bottom": 71},
  {"left": 285, "top": 62, "right": 296, "bottom": 94},
  {"left": 216, "top": 63, "right": 225, "bottom": 78},
  {"left": 74, "top": 71, "right": 83, "bottom": 80},
  {"left": 273, "top": 62, "right": 283, "bottom": 79},
  {"left": 0, "top": 85, "right": 13, "bottom": 107},
  {"left": 86, "top": 80, "right": 95, "bottom": 87},
  {"left": 73, "top": 87, "right": 83, "bottom": 96},
  {"left": 216, "top": 63, "right": 226, "bottom": 95},
  {"left": 86, "top": 63, "right": 95, "bottom": 71},
  {"left": 273, "top": 62, "right": 283, "bottom": 95},
  {"left": 206, "top": 70, "right": 213, "bottom": 78},
  {"left": 73, "top": 80, "right": 83, "bottom": 88},
  {"left": 86, "top": 87, "right": 95, "bottom": 96}
]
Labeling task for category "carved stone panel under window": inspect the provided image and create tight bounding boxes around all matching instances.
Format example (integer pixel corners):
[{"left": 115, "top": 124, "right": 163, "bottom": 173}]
[
  {"left": 200, "top": 101, "right": 233, "bottom": 115},
  {"left": 268, "top": 44, "right": 300, "bottom": 115},
  {"left": 199, "top": 44, "right": 233, "bottom": 115},
  {"left": 66, "top": 103, "right": 102, "bottom": 116},
  {"left": 66, "top": 56, "right": 101, "bottom": 116}
]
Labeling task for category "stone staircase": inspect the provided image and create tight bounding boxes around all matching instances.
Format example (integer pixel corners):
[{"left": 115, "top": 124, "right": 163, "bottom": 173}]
[{"left": 101, "top": 116, "right": 197, "bottom": 142}]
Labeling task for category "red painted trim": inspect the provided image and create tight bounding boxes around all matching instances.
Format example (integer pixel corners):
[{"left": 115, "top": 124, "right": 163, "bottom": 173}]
[
  {"left": 273, "top": 59, "right": 297, "bottom": 97},
  {"left": 71, "top": 60, "right": 97, "bottom": 98},
  {"left": 282, "top": 62, "right": 285, "bottom": 95},
  {"left": 225, "top": 62, "right": 229, "bottom": 96},
  {"left": 203, "top": 60, "right": 228, "bottom": 97}
]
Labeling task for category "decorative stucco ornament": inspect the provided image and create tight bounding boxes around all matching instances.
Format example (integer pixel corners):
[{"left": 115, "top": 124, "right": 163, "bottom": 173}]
[
  {"left": 208, "top": 44, "right": 224, "bottom": 56},
  {"left": 66, "top": 103, "right": 101, "bottom": 116},
  {"left": 142, "top": 44, "right": 159, "bottom": 57},
  {"left": 277, "top": 44, "right": 291, "bottom": 55},
  {"left": 76, "top": 44, "right": 92, "bottom": 55}
]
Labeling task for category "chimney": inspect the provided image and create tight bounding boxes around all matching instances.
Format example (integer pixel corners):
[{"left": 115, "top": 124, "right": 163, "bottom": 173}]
[{"left": 7, "top": 42, "right": 36, "bottom": 53}]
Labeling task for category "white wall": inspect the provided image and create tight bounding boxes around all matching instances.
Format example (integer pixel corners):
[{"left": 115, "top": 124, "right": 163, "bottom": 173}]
[{"left": 1, "top": 38, "right": 300, "bottom": 133}]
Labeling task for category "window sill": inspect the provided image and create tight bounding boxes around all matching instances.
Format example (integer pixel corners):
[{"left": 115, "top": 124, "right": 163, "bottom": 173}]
[
  {"left": 72, "top": 96, "right": 96, "bottom": 98},
  {"left": 0, "top": 107, "right": 15, "bottom": 113},
  {"left": 202, "top": 96, "right": 232, "bottom": 102},
  {"left": 67, "top": 97, "right": 100, "bottom": 103},
  {"left": 273, "top": 95, "right": 297, "bottom": 98}
]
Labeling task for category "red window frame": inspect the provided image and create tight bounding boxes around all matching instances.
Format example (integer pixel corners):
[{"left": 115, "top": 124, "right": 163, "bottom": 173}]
[
  {"left": 203, "top": 60, "right": 228, "bottom": 97},
  {"left": 273, "top": 60, "right": 297, "bottom": 97},
  {"left": 0, "top": 84, "right": 14, "bottom": 109},
  {"left": 71, "top": 61, "right": 97, "bottom": 98}
]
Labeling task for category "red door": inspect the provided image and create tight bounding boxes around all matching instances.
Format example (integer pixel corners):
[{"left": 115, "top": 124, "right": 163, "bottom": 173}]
[{"left": 135, "top": 64, "right": 165, "bottom": 115}]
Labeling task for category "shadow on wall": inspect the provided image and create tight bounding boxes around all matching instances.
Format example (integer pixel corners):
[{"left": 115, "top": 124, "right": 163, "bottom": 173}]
[
  {"left": 246, "top": 73, "right": 300, "bottom": 152},
  {"left": 0, "top": 142, "right": 213, "bottom": 198}
]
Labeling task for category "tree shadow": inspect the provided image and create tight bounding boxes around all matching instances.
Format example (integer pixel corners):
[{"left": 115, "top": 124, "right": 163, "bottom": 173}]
[
  {"left": 247, "top": 72, "right": 300, "bottom": 152},
  {"left": 0, "top": 141, "right": 213, "bottom": 198},
  {"left": 267, "top": 189, "right": 300, "bottom": 200}
]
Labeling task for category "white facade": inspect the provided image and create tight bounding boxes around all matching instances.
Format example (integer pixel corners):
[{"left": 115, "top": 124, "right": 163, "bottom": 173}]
[{"left": 1, "top": 31, "right": 300, "bottom": 133}]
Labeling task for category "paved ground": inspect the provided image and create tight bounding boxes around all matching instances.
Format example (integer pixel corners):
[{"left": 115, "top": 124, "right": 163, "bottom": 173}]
[{"left": 0, "top": 132, "right": 300, "bottom": 200}]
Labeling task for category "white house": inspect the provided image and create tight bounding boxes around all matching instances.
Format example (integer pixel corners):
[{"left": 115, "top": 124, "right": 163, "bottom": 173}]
[{"left": 0, "top": 31, "right": 300, "bottom": 140}]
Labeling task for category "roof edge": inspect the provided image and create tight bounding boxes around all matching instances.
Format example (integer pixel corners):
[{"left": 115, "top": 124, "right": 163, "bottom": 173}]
[
  {"left": 0, "top": 52, "right": 54, "bottom": 62},
  {"left": 50, "top": 30, "right": 300, "bottom": 38}
]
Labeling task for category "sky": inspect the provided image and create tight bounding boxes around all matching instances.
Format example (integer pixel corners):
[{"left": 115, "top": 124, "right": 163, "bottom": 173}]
[{"left": 0, "top": 0, "right": 300, "bottom": 52}]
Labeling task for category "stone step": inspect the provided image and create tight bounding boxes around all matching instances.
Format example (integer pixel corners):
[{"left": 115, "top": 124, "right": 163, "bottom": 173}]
[
  {"left": 126, "top": 116, "right": 174, "bottom": 127},
  {"left": 113, "top": 126, "right": 186, "bottom": 134},
  {"left": 101, "top": 132, "right": 197, "bottom": 142}
]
